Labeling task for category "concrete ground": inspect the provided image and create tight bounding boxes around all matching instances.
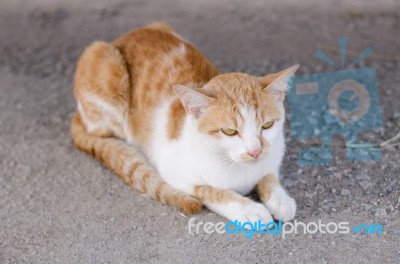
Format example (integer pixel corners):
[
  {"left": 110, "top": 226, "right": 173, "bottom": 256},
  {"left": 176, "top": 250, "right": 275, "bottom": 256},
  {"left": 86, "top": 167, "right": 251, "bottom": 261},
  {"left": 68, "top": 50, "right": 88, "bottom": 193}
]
[{"left": 0, "top": 0, "right": 399, "bottom": 263}]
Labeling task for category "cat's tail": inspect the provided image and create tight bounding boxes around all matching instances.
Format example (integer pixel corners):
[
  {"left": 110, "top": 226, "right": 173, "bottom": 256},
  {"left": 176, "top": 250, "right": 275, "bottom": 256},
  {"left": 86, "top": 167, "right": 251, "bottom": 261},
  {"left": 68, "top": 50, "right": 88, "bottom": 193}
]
[{"left": 70, "top": 112, "right": 202, "bottom": 214}]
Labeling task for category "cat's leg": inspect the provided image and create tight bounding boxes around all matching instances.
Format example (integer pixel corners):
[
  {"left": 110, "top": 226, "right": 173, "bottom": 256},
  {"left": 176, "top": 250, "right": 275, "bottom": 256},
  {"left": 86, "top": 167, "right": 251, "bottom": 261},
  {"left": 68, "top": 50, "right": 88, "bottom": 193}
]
[
  {"left": 71, "top": 113, "right": 202, "bottom": 214},
  {"left": 256, "top": 174, "right": 296, "bottom": 222},
  {"left": 192, "top": 185, "right": 273, "bottom": 223},
  {"left": 74, "top": 41, "right": 130, "bottom": 140}
]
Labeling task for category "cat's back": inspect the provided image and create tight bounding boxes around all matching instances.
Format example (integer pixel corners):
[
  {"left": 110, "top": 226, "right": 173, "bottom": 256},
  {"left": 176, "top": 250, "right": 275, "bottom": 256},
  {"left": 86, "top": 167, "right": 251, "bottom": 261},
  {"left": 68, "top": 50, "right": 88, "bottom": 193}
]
[
  {"left": 110, "top": 23, "right": 219, "bottom": 145},
  {"left": 112, "top": 22, "right": 184, "bottom": 74},
  {"left": 112, "top": 23, "right": 218, "bottom": 100}
]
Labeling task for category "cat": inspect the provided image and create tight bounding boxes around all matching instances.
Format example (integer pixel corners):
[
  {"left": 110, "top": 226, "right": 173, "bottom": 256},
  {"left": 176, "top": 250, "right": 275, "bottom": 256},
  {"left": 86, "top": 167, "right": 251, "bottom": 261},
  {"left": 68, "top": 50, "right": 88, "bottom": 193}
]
[{"left": 71, "top": 22, "right": 298, "bottom": 224}]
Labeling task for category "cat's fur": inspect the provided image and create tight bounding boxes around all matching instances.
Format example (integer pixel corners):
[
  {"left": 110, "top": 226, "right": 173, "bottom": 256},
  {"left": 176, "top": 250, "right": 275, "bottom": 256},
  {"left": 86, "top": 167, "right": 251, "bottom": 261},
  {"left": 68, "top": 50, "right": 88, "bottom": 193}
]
[{"left": 71, "top": 22, "right": 298, "bottom": 223}]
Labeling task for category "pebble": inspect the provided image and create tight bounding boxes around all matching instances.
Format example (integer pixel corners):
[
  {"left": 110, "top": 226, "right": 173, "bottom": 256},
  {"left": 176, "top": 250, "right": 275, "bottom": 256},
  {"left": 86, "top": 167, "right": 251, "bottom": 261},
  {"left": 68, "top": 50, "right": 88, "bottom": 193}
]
[
  {"left": 364, "top": 203, "right": 373, "bottom": 211},
  {"left": 341, "top": 208, "right": 352, "bottom": 215},
  {"left": 340, "top": 189, "right": 351, "bottom": 196},
  {"left": 356, "top": 174, "right": 370, "bottom": 181},
  {"left": 374, "top": 208, "right": 387, "bottom": 217},
  {"left": 359, "top": 180, "right": 372, "bottom": 190}
]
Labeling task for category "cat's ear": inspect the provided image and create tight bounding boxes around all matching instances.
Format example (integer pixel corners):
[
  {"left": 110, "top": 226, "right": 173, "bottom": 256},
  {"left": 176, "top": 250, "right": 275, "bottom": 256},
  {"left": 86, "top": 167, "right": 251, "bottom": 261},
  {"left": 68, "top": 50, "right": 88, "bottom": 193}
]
[
  {"left": 261, "top": 64, "right": 299, "bottom": 102},
  {"left": 173, "top": 85, "right": 215, "bottom": 119}
]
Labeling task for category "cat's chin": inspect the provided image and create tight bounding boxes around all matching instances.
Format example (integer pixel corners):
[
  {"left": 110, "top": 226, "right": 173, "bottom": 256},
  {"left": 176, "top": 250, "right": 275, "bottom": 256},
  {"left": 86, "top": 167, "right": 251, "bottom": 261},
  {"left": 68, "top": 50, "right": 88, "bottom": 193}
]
[{"left": 236, "top": 158, "right": 260, "bottom": 165}]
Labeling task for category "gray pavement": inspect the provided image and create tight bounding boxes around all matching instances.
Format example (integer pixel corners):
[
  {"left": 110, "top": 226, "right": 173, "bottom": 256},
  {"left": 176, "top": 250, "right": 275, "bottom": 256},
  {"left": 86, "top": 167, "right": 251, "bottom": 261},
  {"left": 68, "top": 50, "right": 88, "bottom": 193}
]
[{"left": 0, "top": 0, "right": 399, "bottom": 263}]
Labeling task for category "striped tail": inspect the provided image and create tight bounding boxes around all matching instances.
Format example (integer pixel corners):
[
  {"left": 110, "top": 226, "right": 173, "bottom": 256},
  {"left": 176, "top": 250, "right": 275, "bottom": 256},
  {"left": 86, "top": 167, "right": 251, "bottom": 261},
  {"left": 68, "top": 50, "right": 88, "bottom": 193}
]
[{"left": 70, "top": 113, "right": 202, "bottom": 214}]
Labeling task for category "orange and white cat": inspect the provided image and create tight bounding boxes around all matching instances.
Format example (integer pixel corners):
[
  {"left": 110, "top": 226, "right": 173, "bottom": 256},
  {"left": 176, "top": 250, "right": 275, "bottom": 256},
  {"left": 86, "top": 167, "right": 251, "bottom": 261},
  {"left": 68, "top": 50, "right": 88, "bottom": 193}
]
[{"left": 71, "top": 22, "right": 298, "bottom": 224}]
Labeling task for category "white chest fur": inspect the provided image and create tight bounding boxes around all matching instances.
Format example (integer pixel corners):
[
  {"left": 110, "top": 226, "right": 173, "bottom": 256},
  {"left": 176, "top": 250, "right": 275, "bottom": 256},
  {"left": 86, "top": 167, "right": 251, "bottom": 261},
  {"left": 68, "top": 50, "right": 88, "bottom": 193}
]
[{"left": 147, "top": 99, "right": 286, "bottom": 196}]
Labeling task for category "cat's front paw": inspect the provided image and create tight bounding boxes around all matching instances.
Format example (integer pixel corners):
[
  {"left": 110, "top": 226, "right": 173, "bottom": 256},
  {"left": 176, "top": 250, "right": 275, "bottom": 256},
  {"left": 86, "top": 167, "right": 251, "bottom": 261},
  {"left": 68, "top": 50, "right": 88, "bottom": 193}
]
[
  {"left": 264, "top": 187, "right": 296, "bottom": 222},
  {"left": 234, "top": 203, "right": 273, "bottom": 228}
]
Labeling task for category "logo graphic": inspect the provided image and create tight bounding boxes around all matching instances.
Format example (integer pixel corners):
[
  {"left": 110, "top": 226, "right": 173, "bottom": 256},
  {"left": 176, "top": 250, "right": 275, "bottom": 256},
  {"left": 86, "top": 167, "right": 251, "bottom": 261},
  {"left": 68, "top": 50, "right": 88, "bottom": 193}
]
[
  {"left": 351, "top": 223, "right": 383, "bottom": 234},
  {"left": 187, "top": 218, "right": 384, "bottom": 238},
  {"left": 287, "top": 37, "right": 382, "bottom": 166}
]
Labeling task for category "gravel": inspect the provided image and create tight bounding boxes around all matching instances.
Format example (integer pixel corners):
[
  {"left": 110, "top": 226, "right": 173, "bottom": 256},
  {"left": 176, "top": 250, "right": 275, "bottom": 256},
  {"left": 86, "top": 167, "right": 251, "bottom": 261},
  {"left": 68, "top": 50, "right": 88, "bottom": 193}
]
[{"left": 0, "top": 0, "right": 399, "bottom": 263}]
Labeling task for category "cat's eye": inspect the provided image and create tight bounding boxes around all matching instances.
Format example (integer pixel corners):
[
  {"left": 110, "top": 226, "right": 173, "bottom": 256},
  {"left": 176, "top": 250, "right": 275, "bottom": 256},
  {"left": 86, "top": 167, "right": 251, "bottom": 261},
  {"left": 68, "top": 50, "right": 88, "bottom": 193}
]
[
  {"left": 221, "top": 128, "right": 238, "bottom": 136},
  {"left": 262, "top": 121, "right": 274, "bottom": 129}
]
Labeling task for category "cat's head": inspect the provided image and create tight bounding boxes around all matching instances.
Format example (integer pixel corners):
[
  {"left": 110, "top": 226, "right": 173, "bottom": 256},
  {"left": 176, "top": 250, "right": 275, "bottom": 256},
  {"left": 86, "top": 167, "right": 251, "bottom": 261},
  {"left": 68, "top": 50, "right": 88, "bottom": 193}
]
[{"left": 174, "top": 65, "right": 298, "bottom": 163}]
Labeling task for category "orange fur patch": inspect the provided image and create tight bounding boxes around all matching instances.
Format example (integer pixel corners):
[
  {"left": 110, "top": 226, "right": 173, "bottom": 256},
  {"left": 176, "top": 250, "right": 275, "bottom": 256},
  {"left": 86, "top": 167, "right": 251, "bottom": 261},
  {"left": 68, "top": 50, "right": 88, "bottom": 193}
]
[
  {"left": 256, "top": 174, "right": 277, "bottom": 202},
  {"left": 168, "top": 99, "right": 187, "bottom": 140},
  {"left": 111, "top": 25, "right": 219, "bottom": 144},
  {"left": 194, "top": 185, "right": 251, "bottom": 205}
]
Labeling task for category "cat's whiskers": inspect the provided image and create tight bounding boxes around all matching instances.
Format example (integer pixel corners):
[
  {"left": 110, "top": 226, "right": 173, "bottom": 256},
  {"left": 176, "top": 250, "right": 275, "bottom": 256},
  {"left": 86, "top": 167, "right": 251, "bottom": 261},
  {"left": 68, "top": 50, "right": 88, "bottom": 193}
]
[{"left": 215, "top": 154, "right": 236, "bottom": 168}]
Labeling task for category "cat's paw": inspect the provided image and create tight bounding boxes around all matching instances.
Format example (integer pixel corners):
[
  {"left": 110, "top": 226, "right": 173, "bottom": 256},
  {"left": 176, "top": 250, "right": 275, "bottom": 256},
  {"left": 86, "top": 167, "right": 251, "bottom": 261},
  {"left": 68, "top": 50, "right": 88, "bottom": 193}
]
[
  {"left": 264, "top": 187, "right": 296, "bottom": 222},
  {"left": 235, "top": 203, "right": 273, "bottom": 228}
]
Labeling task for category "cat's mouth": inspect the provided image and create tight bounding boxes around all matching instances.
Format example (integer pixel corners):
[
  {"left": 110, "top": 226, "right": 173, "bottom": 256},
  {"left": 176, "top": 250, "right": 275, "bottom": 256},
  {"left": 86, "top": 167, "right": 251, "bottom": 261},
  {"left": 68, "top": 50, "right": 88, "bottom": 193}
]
[{"left": 238, "top": 152, "right": 266, "bottom": 163}]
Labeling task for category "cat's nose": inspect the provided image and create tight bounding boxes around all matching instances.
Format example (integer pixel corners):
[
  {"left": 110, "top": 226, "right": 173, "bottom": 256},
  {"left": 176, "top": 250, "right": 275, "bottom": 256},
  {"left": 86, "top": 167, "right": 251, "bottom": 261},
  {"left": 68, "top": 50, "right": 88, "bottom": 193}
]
[{"left": 247, "top": 149, "right": 262, "bottom": 159}]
